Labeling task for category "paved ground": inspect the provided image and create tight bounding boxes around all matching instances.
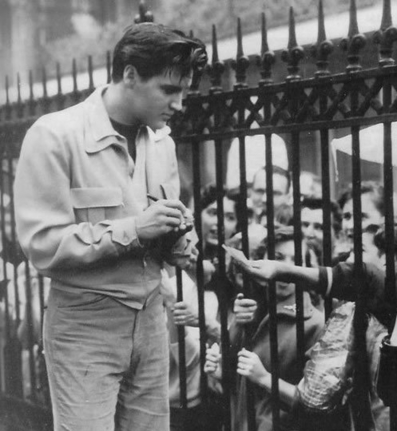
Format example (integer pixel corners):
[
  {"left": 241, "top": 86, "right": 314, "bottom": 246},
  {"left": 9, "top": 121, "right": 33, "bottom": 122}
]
[
  {"left": 0, "top": 423, "right": 17, "bottom": 431},
  {"left": 0, "top": 405, "right": 50, "bottom": 431}
]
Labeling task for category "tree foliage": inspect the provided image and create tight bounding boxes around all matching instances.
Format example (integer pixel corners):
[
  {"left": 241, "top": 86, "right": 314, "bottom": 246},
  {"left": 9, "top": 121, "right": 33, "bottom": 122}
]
[{"left": 41, "top": 0, "right": 377, "bottom": 75}]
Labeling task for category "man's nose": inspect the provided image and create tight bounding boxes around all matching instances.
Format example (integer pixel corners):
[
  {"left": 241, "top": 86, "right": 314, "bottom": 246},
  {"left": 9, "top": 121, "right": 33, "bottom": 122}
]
[
  {"left": 170, "top": 93, "right": 183, "bottom": 112},
  {"left": 305, "top": 224, "right": 315, "bottom": 238}
]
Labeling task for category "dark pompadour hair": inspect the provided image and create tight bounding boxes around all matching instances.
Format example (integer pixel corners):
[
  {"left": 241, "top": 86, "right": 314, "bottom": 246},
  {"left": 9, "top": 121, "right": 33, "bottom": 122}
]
[
  {"left": 112, "top": 23, "right": 207, "bottom": 82},
  {"left": 301, "top": 197, "right": 342, "bottom": 234}
]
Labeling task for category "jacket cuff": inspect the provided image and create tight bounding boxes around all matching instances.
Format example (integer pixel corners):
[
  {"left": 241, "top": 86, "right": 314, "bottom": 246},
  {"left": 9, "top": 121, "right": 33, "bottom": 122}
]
[{"left": 110, "top": 217, "right": 144, "bottom": 251}]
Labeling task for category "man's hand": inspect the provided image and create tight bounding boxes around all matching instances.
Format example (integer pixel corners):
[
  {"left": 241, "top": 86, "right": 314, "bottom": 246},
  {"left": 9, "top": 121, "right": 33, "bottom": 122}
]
[
  {"left": 237, "top": 348, "right": 270, "bottom": 385},
  {"left": 136, "top": 199, "right": 190, "bottom": 241},
  {"left": 234, "top": 293, "right": 258, "bottom": 324}
]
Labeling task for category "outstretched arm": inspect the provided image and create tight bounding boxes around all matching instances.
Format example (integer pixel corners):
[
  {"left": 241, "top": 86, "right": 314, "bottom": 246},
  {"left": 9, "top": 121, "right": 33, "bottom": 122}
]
[{"left": 235, "top": 259, "right": 321, "bottom": 289}]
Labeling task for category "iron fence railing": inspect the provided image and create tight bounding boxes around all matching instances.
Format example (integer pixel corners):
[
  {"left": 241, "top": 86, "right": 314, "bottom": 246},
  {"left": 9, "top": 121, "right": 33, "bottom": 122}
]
[{"left": 0, "top": 0, "right": 397, "bottom": 430}]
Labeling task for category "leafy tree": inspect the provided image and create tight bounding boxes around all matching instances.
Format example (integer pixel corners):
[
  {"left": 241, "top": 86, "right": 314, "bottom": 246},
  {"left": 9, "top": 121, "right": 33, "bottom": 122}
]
[{"left": 40, "top": 0, "right": 377, "bottom": 76}]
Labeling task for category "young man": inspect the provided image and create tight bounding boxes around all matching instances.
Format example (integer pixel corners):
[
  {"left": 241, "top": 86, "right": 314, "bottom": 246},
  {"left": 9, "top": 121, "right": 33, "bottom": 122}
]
[
  {"left": 300, "top": 197, "right": 342, "bottom": 264},
  {"left": 251, "top": 165, "right": 291, "bottom": 226},
  {"left": 14, "top": 23, "right": 207, "bottom": 431}
]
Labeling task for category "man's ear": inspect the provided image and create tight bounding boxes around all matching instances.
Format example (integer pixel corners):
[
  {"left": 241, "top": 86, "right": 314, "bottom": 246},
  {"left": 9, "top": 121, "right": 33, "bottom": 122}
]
[{"left": 123, "top": 65, "right": 138, "bottom": 86}]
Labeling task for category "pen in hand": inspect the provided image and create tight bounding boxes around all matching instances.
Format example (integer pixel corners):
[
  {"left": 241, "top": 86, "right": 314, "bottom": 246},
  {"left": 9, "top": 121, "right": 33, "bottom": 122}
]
[
  {"left": 147, "top": 193, "right": 194, "bottom": 233},
  {"left": 147, "top": 194, "right": 159, "bottom": 202}
]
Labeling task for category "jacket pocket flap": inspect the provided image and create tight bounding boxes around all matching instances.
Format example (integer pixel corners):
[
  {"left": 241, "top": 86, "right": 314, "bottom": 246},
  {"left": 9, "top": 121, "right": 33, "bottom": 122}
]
[{"left": 71, "top": 188, "right": 122, "bottom": 209}]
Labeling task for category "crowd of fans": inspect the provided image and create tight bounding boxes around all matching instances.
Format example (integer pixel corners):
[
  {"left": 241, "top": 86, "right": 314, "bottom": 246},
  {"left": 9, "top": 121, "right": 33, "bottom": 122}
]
[{"left": 164, "top": 135, "right": 395, "bottom": 430}]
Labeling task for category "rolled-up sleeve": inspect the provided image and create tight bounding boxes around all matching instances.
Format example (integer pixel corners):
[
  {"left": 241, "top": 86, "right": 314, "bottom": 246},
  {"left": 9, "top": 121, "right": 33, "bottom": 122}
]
[{"left": 14, "top": 120, "right": 143, "bottom": 273}]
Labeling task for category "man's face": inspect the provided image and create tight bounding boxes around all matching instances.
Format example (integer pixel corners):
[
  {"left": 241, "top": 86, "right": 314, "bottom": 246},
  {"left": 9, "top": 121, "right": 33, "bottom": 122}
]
[
  {"left": 251, "top": 170, "right": 289, "bottom": 222},
  {"left": 342, "top": 193, "right": 383, "bottom": 247},
  {"left": 129, "top": 69, "right": 191, "bottom": 131},
  {"left": 201, "top": 197, "right": 237, "bottom": 248}
]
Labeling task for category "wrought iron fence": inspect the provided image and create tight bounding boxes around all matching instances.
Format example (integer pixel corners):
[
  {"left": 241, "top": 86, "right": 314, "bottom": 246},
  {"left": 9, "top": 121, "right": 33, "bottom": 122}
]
[{"left": 0, "top": 0, "right": 397, "bottom": 430}]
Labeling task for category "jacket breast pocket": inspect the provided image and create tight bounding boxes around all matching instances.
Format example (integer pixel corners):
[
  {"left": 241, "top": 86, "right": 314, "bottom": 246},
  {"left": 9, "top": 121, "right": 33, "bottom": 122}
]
[{"left": 71, "top": 187, "right": 123, "bottom": 224}]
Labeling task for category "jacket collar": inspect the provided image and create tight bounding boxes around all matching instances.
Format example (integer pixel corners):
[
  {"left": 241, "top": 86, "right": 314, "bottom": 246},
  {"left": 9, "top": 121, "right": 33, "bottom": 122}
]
[{"left": 84, "top": 85, "right": 171, "bottom": 153}]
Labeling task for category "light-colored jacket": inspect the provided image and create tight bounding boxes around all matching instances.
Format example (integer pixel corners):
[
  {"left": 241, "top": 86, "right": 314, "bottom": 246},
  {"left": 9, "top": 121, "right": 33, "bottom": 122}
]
[{"left": 14, "top": 85, "right": 186, "bottom": 309}]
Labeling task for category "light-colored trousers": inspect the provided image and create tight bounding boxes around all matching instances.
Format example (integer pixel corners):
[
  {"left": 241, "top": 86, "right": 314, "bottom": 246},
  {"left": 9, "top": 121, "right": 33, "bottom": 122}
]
[{"left": 43, "top": 286, "right": 169, "bottom": 431}]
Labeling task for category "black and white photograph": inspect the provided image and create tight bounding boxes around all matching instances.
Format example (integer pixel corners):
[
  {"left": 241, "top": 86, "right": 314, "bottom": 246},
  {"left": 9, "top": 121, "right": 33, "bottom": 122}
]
[{"left": 0, "top": 0, "right": 396, "bottom": 430}]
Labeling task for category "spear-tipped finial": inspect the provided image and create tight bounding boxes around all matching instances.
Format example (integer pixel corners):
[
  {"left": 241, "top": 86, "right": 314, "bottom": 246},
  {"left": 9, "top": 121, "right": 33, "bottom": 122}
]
[
  {"left": 4, "top": 75, "right": 12, "bottom": 121},
  {"left": 41, "top": 66, "right": 51, "bottom": 113},
  {"left": 380, "top": 0, "right": 393, "bottom": 30},
  {"left": 106, "top": 51, "right": 111, "bottom": 84},
  {"left": 29, "top": 70, "right": 34, "bottom": 100},
  {"left": 207, "top": 25, "right": 225, "bottom": 92},
  {"left": 317, "top": 0, "right": 326, "bottom": 44},
  {"left": 212, "top": 24, "right": 219, "bottom": 65},
  {"left": 340, "top": 0, "right": 366, "bottom": 72},
  {"left": 373, "top": 0, "right": 397, "bottom": 66},
  {"left": 56, "top": 62, "right": 62, "bottom": 95},
  {"left": 42, "top": 67, "right": 48, "bottom": 99},
  {"left": 5, "top": 76, "right": 9, "bottom": 106},
  {"left": 347, "top": 0, "right": 359, "bottom": 38},
  {"left": 16, "top": 73, "right": 23, "bottom": 118},
  {"left": 72, "top": 58, "right": 78, "bottom": 93},
  {"left": 71, "top": 58, "right": 81, "bottom": 104},
  {"left": 288, "top": 7, "right": 298, "bottom": 50},
  {"left": 258, "top": 12, "right": 276, "bottom": 85},
  {"left": 134, "top": 0, "right": 154, "bottom": 23},
  {"left": 261, "top": 13, "right": 269, "bottom": 55},
  {"left": 28, "top": 70, "right": 37, "bottom": 116},
  {"left": 88, "top": 56, "right": 94, "bottom": 91},
  {"left": 232, "top": 18, "right": 250, "bottom": 87},
  {"left": 311, "top": 0, "right": 334, "bottom": 76},
  {"left": 281, "top": 7, "right": 304, "bottom": 80},
  {"left": 17, "top": 73, "right": 21, "bottom": 104},
  {"left": 236, "top": 18, "right": 244, "bottom": 59},
  {"left": 55, "top": 62, "right": 65, "bottom": 110}
]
